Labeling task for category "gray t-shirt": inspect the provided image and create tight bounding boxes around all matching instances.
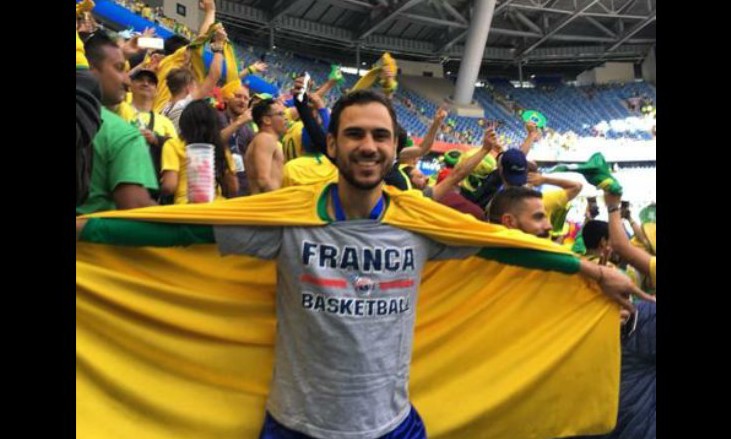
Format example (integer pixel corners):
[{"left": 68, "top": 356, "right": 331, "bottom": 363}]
[{"left": 214, "top": 220, "right": 478, "bottom": 438}]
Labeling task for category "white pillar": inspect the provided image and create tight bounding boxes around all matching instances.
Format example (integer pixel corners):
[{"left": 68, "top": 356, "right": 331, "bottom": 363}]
[{"left": 454, "top": 0, "right": 497, "bottom": 105}]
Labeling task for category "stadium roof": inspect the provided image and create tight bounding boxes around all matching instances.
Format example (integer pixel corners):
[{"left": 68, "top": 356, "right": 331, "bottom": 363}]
[{"left": 218, "top": 0, "right": 656, "bottom": 78}]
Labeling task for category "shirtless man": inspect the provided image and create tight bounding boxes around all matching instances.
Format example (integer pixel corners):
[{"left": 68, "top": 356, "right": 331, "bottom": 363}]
[{"left": 244, "top": 99, "right": 288, "bottom": 194}]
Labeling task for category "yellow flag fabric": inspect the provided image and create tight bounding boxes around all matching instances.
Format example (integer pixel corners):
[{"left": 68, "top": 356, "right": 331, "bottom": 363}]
[
  {"left": 154, "top": 24, "right": 239, "bottom": 113},
  {"left": 190, "top": 24, "right": 240, "bottom": 89},
  {"left": 221, "top": 79, "right": 243, "bottom": 101},
  {"left": 352, "top": 52, "right": 398, "bottom": 94},
  {"left": 76, "top": 31, "right": 89, "bottom": 70},
  {"left": 77, "top": 183, "right": 620, "bottom": 439},
  {"left": 281, "top": 155, "right": 338, "bottom": 187},
  {"left": 76, "top": 0, "right": 95, "bottom": 16}
]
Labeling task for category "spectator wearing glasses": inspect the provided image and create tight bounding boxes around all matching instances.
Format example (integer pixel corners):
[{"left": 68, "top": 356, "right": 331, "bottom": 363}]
[{"left": 244, "top": 99, "right": 288, "bottom": 194}]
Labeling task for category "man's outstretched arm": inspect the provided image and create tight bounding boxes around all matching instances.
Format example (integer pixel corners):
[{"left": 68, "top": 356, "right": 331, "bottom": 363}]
[
  {"left": 477, "top": 246, "right": 654, "bottom": 311},
  {"left": 77, "top": 218, "right": 214, "bottom": 247}
]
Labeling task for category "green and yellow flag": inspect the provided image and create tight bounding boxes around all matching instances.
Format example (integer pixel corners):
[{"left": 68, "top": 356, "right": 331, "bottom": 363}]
[{"left": 77, "top": 183, "right": 620, "bottom": 439}]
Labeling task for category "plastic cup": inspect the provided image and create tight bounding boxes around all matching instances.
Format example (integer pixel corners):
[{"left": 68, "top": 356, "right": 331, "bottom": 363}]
[{"left": 186, "top": 143, "right": 215, "bottom": 203}]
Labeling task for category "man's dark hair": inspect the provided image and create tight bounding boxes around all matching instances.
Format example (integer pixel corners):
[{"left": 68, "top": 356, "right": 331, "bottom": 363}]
[
  {"left": 252, "top": 99, "right": 277, "bottom": 127},
  {"left": 582, "top": 220, "right": 609, "bottom": 250},
  {"left": 486, "top": 186, "right": 543, "bottom": 224},
  {"left": 164, "top": 35, "right": 190, "bottom": 56},
  {"left": 328, "top": 90, "right": 397, "bottom": 138},
  {"left": 166, "top": 68, "right": 196, "bottom": 95},
  {"left": 83, "top": 30, "right": 119, "bottom": 69}
]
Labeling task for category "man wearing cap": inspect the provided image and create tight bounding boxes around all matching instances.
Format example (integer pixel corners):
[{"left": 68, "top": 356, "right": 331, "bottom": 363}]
[
  {"left": 118, "top": 69, "right": 178, "bottom": 193},
  {"left": 218, "top": 80, "right": 254, "bottom": 196},
  {"left": 461, "top": 148, "right": 528, "bottom": 209}
]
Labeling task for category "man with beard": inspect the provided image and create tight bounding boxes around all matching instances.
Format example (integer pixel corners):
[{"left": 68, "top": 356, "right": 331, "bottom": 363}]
[
  {"left": 218, "top": 80, "right": 254, "bottom": 196},
  {"left": 77, "top": 90, "right": 651, "bottom": 439},
  {"left": 485, "top": 186, "right": 553, "bottom": 238}
]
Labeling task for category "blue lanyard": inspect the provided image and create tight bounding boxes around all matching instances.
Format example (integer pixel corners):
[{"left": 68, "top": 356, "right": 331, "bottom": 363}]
[{"left": 331, "top": 185, "right": 384, "bottom": 221}]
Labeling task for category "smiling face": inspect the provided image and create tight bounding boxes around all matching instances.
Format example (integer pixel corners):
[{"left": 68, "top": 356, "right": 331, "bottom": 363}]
[
  {"left": 327, "top": 102, "right": 396, "bottom": 191},
  {"left": 227, "top": 87, "right": 250, "bottom": 116},
  {"left": 130, "top": 73, "right": 157, "bottom": 101}
]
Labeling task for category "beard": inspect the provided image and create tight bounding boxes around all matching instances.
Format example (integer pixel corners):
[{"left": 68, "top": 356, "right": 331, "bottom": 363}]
[
  {"left": 335, "top": 150, "right": 394, "bottom": 191},
  {"left": 228, "top": 102, "right": 246, "bottom": 116}
]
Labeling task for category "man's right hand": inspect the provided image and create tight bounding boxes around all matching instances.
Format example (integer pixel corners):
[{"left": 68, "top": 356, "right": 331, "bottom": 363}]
[
  {"left": 526, "top": 172, "right": 545, "bottom": 186},
  {"left": 235, "top": 109, "right": 253, "bottom": 127},
  {"left": 596, "top": 264, "right": 656, "bottom": 312},
  {"left": 140, "top": 129, "right": 157, "bottom": 146},
  {"left": 434, "top": 105, "right": 448, "bottom": 124},
  {"left": 76, "top": 219, "right": 87, "bottom": 241},
  {"left": 291, "top": 76, "right": 307, "bottom": 98},
  {"left": 525, "top": 122, "right": 541, "bottom": 142},
  {"left": 249, "top": 61, "right": 268, "bottom": 73},
  {"left": 145, "top": 53, "right": 165, "bottom": 72},
  {"left": 199, "top": 0, "right": 215, "bottom": 11},
  {"left": 212, "top": 25, "right": 228, "bottom": 44}
]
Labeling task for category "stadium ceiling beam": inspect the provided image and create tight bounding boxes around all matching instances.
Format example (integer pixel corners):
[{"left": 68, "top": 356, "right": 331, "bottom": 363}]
[
  {"left": 595, "top": 0, "right": 612, "bottom": 14},
  {"left": 520, "top": 43, "right": 651, "bottom": 61},
  {"left": 519, "top": 0, "right": 602, "bottom": 57},
  {"left": 510, "top": 3, "right": 648, "bottom": 19},
  {"left": 513, "top": 10, "right": 544, "bottom": 35},
  {"left": 430, "top": 1, "right": 447, "bottom": 21},
  {"left": 438, "top": 29, "right": 468, "bottom": 53},
  {"left": 398, "top": 13, "right": 468, "bottom": 28},
  {"left": 358, "top": 0, "right": 426, "bottom": 40},
  {"left": 605, "top": 11, "right": 655, "bottom": 52},
  {"left": 270, "top": 0, "right": 309, "bottom": 23},
  {"left": 437, "top": 0, "right": 519, "bottom": 53},
  {"left": 488, "top": 27, "right": 651, "bottom": 43},
  {"left": 317, "top": 0, "right": 374, "bottom": 13},
  {"left": 440, "top": 1, "right": 469, "bottom": 25},
  {"left": 584, "top": 16, "right": 617, "bottom": 38},
  {"left": 616, "top": 0, "right": 639, "bottom": 14}
]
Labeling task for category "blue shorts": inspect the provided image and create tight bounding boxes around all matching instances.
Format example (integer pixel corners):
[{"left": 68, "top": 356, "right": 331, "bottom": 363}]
[{"left": 259, "top": 405, "right": 427, "bottom": 439}]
